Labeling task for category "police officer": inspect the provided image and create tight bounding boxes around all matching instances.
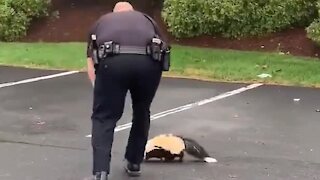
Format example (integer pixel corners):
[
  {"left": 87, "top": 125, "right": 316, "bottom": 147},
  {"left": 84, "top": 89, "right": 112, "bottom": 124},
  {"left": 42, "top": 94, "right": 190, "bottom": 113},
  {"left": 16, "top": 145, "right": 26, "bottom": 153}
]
[{"left": 85, "top": 2, "right": 170, "bottom": 180}]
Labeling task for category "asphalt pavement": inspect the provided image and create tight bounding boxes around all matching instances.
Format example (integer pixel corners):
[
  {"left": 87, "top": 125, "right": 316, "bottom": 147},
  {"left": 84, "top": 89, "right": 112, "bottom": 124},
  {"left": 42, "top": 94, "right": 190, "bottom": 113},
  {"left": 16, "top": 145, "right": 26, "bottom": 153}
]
[{"left": 0, "top": 66, "right": 319, "bottom": 180}]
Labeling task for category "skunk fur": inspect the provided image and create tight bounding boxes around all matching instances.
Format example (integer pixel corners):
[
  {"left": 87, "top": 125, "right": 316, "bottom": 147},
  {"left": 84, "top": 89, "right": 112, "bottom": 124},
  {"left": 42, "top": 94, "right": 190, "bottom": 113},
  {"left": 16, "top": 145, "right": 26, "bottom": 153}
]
[{"left": 144, "top": 134, "right": 217, "bottom": 163}]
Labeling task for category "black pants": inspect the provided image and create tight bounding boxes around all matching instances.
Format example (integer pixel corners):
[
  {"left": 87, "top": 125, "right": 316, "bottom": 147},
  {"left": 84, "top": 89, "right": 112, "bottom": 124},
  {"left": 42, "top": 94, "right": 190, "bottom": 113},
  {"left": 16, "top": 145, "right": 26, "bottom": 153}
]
[{"left": 91, "top": 54, "right": 162, "bottom": 175}]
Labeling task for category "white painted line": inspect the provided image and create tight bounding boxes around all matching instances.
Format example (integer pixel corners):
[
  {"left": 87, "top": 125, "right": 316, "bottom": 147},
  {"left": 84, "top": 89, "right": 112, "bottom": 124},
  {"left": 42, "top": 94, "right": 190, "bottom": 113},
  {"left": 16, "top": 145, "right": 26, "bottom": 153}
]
[
  {"left": 86, "top": 83, "right": 263, "bottom": 137},
  {"left": 0, "top": 71, "right": 79, "bottom": 89}
]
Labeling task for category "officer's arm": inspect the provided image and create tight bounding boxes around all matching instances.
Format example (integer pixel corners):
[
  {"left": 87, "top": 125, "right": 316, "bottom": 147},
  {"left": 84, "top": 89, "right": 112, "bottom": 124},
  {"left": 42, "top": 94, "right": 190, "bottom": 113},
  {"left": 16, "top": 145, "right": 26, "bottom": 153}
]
[
  {"left": 86, "top": 22, "right": 99, "bottom": 86},
  {"left": 150, "top": 16, "right": 168, "bottom": 44},
  {"left": 86, "top": 38, "right": 96, "bottom": 86},
  {"left": 87, "top": 57, "right": 95, "bottom": 86}
]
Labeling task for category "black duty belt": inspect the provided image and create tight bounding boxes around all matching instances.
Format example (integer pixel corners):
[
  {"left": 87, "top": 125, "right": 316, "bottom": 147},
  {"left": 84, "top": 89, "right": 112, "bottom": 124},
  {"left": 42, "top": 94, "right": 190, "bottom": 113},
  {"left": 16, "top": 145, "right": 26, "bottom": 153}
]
[
  {"left": 98, "top": 42, "right": 150, "bottom": 57},
  {"left": 97, "top": 41, "right": 162, "bottom": 61}
]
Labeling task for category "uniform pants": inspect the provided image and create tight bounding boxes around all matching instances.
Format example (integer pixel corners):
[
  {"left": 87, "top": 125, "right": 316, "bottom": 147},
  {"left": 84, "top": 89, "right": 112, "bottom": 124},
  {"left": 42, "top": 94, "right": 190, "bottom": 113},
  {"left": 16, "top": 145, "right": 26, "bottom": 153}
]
[{"left": 90, "top": 54, "right": 162, "bottom": 175}]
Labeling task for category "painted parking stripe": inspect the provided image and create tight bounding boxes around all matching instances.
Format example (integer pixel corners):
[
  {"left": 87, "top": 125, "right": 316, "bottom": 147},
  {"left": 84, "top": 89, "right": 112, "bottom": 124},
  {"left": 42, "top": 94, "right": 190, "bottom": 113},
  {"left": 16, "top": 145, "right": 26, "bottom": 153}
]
[
  {"left": 0, "top": 71, "right": 79, "bottom": 89},
  {"left": 85, "top": 83, "right": 263, "bottom": 137}
]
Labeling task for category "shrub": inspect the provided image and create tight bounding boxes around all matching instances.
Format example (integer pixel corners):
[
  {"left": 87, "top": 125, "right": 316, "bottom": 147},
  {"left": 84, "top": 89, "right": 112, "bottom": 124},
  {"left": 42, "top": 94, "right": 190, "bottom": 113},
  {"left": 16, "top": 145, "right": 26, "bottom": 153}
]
[
  {"left": 8, "top": 0, "right": 50, "bottom": 17},
  {"left": 306, "top": 0, "right": 320, "bottom": 46},
  {"left": 307, "top": 20, "right": 320, "bottom": 46},
  {"left": 0, "top": 0, "right": 50, "bottom": 41},
  {"left": 162, "top": 0, "right": 317, "bottom": 38}
]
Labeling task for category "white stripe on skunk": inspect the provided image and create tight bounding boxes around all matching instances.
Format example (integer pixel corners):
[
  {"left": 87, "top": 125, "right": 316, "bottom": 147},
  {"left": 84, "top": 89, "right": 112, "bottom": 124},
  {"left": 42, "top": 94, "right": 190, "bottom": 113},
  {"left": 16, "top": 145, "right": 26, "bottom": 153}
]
[{"left": 144, "top": 134, "right": 217, "bottom": 163}]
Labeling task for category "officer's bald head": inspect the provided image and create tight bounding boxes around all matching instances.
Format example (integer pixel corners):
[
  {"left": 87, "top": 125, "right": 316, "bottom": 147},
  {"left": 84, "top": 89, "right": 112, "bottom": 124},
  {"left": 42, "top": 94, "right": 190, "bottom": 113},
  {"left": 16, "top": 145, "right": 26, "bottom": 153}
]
[{"left": 113, "top": 2, "right": 134, "bottom": 12}]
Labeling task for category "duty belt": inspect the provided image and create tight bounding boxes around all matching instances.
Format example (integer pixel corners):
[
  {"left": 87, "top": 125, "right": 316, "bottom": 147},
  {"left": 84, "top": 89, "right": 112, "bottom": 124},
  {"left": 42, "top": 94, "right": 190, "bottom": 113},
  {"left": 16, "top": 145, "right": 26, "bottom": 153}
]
[
  {"left": 98, "top": 41, "right": 152, "bottom": 59},
  {"left": 92, "top": 39, "right": 170, "bottom": 71},
  {"left": 97, "top": 41, "right": 164, "bottom": 63}
]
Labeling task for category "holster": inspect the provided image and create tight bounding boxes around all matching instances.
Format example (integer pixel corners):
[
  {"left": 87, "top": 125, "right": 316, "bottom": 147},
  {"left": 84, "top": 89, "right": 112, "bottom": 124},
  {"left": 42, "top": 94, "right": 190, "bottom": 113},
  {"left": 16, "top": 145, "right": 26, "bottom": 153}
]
[
  {"left": 161, "top": 46, "right": 171, "bottom": 71},
  {"left": 98, "top": 41, "right": 119, "bottom": 59},
  {"left": 149, "top": 38, "right": 171, "bottom": 71}
]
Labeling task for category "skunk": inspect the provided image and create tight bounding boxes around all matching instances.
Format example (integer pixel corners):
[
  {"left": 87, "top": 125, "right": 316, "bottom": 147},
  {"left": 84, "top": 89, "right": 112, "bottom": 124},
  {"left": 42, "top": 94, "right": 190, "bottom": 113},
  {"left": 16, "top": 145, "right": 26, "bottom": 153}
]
[{"left": 144, "top": 134, "right": 217, "bottom": 163}]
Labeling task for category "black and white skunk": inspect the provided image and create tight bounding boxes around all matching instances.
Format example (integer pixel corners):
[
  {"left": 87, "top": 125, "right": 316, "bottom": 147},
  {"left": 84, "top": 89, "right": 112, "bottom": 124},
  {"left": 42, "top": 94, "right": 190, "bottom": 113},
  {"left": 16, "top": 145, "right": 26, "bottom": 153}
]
[{"left": 144, "top": 134, "right": 217, "bottom": 163}]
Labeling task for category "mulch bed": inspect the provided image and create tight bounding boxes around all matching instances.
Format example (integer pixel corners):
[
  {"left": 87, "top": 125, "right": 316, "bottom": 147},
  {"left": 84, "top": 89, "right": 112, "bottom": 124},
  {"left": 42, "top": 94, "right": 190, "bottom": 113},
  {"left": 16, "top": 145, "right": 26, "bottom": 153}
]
[{"left": 21, "top": 0, "right": 320, "bottom": 58}]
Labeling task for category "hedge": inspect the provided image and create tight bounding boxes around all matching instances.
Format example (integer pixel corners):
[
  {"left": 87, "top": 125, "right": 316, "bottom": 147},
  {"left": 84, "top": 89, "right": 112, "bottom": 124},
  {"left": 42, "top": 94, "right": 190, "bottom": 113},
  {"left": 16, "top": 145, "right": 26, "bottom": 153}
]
[
  {"left": 0, "top": 0, "right": 50, "bottom": 41},
  {"left": 162, "top": 0, "right": 317, "bottom": 38},
  {"left": 306, "top": 0, "right": 320, "bottom": 46}
]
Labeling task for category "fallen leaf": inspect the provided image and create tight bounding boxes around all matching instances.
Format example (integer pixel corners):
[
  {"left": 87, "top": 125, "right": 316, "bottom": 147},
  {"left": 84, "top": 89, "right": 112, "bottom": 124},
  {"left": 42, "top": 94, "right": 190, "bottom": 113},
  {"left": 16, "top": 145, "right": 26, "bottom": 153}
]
[
  {"left": 257, "top": 73, "right": 272, "bottom": 78},
  {"left": 36, "top": 121, "right": 46, "bottom": 125},
  {"left": 229, "top": 174, "right": 237, "bottom": 178},
  {"left": 293, "top": 98, "right": 300, "bottom": 102}
]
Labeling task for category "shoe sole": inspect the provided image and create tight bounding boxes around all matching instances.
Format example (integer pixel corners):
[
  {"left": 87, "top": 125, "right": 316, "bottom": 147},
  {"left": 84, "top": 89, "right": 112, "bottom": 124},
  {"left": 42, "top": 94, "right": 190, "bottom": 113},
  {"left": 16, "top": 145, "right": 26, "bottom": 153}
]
[{"left": 124, "top": 167, "right": 141, "bottom": 177}]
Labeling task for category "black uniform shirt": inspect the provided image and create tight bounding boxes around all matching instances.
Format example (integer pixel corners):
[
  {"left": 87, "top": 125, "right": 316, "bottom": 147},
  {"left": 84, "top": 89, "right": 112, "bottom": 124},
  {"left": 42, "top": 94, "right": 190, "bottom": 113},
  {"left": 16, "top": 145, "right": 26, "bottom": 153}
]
[{"left": 86, "top": 10, "right": 163, "bottom": 58}]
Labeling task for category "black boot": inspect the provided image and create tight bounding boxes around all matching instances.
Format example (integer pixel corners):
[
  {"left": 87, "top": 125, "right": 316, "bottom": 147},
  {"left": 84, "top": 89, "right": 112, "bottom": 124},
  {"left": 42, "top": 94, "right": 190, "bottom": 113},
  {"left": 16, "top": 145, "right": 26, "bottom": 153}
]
[{"left": 124, "top": 159, "right": 141, "bottom": 177}]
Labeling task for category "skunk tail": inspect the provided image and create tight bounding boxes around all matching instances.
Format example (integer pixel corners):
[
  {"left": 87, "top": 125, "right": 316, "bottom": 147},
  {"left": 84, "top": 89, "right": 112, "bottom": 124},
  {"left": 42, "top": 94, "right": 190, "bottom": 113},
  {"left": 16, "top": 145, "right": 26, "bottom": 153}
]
[{"left": 181, "top": 137, "right": 217, "bottom": 163}]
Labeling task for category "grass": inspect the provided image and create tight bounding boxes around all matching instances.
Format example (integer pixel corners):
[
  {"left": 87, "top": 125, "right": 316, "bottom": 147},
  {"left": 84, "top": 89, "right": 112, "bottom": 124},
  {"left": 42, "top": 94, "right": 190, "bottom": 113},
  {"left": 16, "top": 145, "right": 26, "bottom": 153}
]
[
  {"left": 0, "top": 42, "right": 320, "bottom": 87},
  {"left": 0, "top": 42, "right": 86, "bottom": 70}
]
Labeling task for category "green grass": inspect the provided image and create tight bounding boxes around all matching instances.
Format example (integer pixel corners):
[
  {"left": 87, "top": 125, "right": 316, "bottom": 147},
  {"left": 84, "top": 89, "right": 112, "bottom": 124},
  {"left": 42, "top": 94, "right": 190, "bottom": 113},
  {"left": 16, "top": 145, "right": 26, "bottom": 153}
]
[
  {"left": 0, "top": 42, "right": 86, "bottom": 70},
  {"left": 0, "top": 42, "right": 320, "bottom": 87}
]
